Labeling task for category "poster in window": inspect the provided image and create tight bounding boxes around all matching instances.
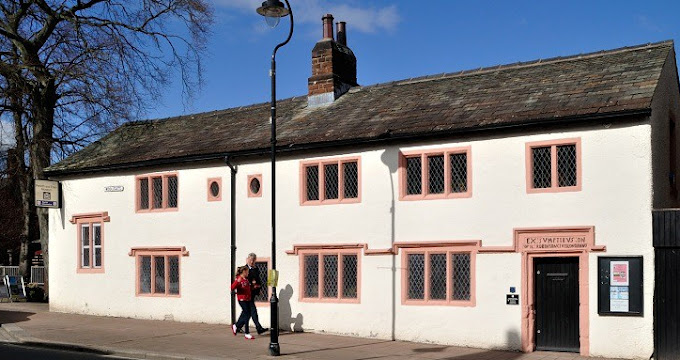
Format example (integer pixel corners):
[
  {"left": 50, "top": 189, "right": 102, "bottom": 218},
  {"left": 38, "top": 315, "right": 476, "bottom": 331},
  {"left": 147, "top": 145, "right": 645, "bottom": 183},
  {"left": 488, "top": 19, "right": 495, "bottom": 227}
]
[
  {"left": 610, "top": 286, "right": 629, "bottom": 312},
  {"left": 610, "top": 261, "right": 629, "bottom": 286}
]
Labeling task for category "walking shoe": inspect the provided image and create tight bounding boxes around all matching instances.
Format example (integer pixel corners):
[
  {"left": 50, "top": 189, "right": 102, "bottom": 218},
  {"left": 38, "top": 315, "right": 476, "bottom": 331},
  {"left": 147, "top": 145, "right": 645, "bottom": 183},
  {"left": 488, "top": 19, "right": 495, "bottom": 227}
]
[
  {"left": 257, "top": 328, "right": 268, "bottom": 335},
  {"left": 244, "top": 333, "right": 254, "bottom": 340},
  {"left": 232, "top": 324, "right": 237, "bottom": 336}
]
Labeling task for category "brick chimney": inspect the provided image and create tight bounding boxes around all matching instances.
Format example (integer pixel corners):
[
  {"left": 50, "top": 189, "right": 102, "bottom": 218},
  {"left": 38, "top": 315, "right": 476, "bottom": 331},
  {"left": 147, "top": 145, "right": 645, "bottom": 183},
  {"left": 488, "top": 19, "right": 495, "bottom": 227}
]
[{"left": 308, "top": 14, "right": 357, "bottom": 106}]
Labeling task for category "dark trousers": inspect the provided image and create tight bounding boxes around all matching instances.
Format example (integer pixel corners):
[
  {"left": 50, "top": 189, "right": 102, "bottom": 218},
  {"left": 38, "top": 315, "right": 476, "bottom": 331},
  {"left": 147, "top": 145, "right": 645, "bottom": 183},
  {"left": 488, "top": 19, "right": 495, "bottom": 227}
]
[
  {"left": 235, "top": 300, "right": 251, "bottom": 334},
  {"left": 248, "top": 299, "right": 265, "bottom": 332}
]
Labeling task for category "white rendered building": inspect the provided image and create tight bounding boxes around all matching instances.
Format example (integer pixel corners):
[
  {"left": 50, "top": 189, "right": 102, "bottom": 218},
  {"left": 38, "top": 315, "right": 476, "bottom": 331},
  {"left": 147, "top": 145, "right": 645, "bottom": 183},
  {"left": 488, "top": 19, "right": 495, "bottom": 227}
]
[{"left": 45, "top": 17, "right": 680, "bottom": 359}]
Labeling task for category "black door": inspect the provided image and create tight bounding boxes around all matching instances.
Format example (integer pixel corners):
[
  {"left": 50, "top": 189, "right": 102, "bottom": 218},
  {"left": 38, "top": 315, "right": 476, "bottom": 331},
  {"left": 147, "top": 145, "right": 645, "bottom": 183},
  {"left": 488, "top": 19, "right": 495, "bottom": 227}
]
[{"left": 534, "top": 257, "right": 579, "bottom": 352}]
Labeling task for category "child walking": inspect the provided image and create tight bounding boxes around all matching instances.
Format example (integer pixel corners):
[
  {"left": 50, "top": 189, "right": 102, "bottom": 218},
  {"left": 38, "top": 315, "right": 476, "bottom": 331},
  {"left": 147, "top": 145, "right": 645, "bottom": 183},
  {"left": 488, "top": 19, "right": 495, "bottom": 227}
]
[{"left": 231, "top": 266, "right": 255, "bottom": 340}]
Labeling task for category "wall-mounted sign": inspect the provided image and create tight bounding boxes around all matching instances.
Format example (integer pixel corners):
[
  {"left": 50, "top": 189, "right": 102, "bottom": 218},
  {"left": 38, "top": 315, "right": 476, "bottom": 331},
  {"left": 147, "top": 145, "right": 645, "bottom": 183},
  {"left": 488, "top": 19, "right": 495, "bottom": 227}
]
[
  {"left": 35, "top": 180, "right": 60, "bottom": 208},
  {"left": 598, "top": 256, "right": 642, "bottom": 316},
  {"left": 105, "top": 186, "right": 125, "bottom": 192},
  {"left": 267, "top": 269, "right": 279, "bottom": 287},
  {"left": 520, "top": 235, "right": 588, "bottom": 251},
  {"left": 610, "top": 261, "right": 630, "bottom": 286},
  {"left": 506, "top": 294, "right": 519, "bottom": 305}
]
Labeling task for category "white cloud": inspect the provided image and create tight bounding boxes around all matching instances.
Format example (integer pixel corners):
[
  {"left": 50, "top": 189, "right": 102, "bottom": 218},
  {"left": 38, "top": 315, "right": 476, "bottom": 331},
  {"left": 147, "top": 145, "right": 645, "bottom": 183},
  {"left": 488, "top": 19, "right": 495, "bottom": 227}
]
[
  {"left": 214, "top": 0, "right": 400, "bottom": 34},
  {"left": 0, "top": 120, "right": 15, "bottom": 151}
]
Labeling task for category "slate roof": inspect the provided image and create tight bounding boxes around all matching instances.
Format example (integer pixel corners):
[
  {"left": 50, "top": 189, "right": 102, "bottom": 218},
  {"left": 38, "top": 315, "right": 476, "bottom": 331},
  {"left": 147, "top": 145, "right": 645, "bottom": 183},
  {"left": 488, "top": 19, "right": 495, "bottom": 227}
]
[{"left": 46, "top": 41, "right": 674, "bottom": 175}]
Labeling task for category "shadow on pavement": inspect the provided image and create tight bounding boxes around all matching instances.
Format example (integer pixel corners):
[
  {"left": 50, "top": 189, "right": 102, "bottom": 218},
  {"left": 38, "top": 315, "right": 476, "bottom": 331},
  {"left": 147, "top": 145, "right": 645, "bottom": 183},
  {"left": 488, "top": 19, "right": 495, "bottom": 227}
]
[
  {"left": 282, "top": 340, "right": 391, "bottom": 356},
  {"left": 413, "top": 346, "right": 449, "bottom": 353},
  {"left": 442, "top": 350, "right": 525, "bottom": 360},
  {"left": 0, "top": 310, "right": 34, "bottom": 325}
]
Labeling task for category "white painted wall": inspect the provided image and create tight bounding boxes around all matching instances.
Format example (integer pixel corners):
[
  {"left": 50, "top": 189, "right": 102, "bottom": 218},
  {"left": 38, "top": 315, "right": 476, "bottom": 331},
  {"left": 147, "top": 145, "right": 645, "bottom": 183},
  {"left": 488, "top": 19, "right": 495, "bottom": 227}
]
[
  {"left": 49, "top": 164, "right": 232, "bottom": 324},
  {"left": 50, "top": 122, "right": 654, "bottom": 358}
]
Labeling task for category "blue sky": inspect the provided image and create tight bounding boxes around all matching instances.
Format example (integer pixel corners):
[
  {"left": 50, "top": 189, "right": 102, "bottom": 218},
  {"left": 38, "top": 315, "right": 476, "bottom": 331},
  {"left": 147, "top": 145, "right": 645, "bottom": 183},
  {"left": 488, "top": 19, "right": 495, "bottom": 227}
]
[{"left": 74, "top": 1, "right": 680, "bottom": 122}]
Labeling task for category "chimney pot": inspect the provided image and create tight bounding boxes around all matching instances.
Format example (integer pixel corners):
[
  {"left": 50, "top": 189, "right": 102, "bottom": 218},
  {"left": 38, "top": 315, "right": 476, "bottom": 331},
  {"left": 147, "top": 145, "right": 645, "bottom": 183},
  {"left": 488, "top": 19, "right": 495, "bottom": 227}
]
[
  {"left": 322, "top": 14, "right": 334, "bottom": 40},
  {"left": 336, "top": 22, "right": 347, "bottom": 46}
]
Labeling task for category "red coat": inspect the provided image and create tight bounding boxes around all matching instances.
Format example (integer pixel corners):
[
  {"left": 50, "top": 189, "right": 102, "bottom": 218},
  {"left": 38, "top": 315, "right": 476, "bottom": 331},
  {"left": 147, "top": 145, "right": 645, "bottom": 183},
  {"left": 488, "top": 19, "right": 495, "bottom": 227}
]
[{"left": 231, "top": 276, "right": 252, "bottom": 302}]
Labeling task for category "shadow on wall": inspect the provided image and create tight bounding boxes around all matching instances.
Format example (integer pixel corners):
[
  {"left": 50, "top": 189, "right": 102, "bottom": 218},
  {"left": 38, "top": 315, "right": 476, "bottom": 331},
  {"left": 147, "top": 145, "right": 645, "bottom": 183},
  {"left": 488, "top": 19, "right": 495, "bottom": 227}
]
[{"left": 278, "top": 284, "right": 303, "bottom": 332}]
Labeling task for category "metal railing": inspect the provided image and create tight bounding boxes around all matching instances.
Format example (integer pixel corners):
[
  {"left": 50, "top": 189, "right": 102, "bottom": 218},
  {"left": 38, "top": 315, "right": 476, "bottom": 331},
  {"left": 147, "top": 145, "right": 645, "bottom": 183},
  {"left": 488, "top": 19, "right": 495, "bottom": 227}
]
[
  {"left": 0, "top": 266, "right": 20, "bottom": 277},
  {"left": 31, "top": 266, "right": 45, "bottom": 285}
]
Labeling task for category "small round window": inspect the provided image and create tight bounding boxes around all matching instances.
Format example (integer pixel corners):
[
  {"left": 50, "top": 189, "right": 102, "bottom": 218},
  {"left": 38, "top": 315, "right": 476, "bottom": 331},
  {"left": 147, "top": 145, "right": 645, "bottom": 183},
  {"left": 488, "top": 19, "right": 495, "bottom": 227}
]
[
  {"left": 249, "top": 177, "right": 261, "bottom": 195},
  {"left": 210, "top": 181, "right": 220, "bottom": 197}
]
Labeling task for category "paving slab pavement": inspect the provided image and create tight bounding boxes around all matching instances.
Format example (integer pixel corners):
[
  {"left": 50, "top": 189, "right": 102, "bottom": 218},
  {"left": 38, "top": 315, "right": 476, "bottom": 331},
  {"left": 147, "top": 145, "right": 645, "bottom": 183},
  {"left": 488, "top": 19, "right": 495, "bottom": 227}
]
[{"left": 0, "top": 303, "right": 624, "bottom": 360}]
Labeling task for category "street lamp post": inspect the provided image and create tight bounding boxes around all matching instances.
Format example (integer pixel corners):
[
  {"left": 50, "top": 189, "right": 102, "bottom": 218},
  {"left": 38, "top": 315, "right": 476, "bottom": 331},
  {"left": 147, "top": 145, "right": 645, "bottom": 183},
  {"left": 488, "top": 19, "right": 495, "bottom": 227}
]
[{"left": 256, "top": 0, "right": 293, "bottom": 356}]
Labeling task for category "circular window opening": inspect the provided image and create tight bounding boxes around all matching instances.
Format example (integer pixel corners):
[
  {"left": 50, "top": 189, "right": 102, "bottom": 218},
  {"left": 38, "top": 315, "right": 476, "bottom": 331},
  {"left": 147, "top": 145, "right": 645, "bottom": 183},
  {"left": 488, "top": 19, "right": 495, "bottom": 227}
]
[
  {"left": 250, "top": 177, "right": 261, "bottom": 195},
  {"left": 210, "top": 181, "right": 220, "bottom": 197}
]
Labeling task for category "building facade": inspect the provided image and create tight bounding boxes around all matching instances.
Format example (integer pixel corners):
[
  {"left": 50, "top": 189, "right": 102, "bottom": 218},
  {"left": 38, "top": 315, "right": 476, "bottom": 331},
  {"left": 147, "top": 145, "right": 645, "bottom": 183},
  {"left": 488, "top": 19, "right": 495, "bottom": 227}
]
[{"left": 45, "top": 16, "right": 680, "bottom": 360}]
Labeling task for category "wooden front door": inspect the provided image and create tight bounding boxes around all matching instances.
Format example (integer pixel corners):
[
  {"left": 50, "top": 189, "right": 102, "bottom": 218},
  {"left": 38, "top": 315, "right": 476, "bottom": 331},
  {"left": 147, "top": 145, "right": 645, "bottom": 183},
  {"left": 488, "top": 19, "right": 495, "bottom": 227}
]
[{"left": 534, "top": 257, "right": 580, "bottom": 352}]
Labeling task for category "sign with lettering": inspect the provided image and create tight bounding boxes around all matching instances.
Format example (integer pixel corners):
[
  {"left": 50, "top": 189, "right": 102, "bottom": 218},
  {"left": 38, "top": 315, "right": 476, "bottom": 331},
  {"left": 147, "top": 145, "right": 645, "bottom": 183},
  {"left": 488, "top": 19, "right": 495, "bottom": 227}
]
[
  {"left": 506, "top": 294, "right": 519, "bottom": 305},
  {"left": 35, "top": 180, "right": 60, "bottom": 208},
  {"left": 105, "top": 186, "right": 125, "bottom": 192},
  {"left": 520, "top": 235, "right": 588, "bottom": 251}
]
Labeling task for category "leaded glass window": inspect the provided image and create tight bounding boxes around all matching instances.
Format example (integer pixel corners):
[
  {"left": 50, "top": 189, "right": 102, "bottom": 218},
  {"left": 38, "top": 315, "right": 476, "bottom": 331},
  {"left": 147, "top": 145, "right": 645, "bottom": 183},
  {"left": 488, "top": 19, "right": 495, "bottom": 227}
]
[
  {"left": 137, "top": 253, "right": 182, "bottom": 296},
  {"left": 529, "top": 140, "right": 580, "bottom": 190},
  {"left": 405, "top": 249, "right": 474, "bottom": 305},
  {"left": 302, "top": 251, "right": 360, "bottom": 301},
  {"left": 402, "top": 149, "right": 470, "bottom": 198},
  {"left": 303, "top": 159, "right": 360, "bottom": 203},
  {"left": 136, "top": 173, "right": 179, "bottom": 211}
]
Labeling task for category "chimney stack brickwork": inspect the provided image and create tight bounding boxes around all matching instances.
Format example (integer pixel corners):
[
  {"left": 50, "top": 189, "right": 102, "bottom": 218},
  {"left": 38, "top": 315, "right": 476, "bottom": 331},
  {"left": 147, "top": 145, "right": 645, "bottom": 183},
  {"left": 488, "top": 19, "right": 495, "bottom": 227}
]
[{"left": 308, "top": 14, "right": 357, "bottom": 107}]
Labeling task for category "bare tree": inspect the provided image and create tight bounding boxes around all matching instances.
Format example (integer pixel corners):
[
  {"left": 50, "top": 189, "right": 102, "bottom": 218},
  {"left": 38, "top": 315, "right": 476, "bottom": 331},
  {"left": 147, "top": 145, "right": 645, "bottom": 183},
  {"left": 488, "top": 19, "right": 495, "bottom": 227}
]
[{"left": 0, "top": 0, "right": 213, "bottom": 292}]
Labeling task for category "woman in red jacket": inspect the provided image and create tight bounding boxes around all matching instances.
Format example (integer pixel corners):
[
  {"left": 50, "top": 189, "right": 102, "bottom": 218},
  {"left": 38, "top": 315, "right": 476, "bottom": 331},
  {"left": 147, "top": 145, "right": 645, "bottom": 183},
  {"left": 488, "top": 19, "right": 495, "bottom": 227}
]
[{"left": 231, "top": 266, "right": 254, "bottom": 339}]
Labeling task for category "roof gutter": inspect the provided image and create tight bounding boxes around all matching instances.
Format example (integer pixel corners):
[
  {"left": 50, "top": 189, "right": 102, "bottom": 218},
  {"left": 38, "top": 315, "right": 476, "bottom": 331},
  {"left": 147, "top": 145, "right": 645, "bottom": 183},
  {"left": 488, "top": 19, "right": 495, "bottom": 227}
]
[{"left": 45, "top": 108, "right": 651, "bottom": 177}]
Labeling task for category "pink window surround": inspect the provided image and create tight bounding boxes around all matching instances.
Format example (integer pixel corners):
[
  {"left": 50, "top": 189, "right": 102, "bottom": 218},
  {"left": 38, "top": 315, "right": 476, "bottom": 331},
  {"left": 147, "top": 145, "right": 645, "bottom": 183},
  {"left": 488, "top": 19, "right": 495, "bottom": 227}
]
[
  {"left": 253, "top": 257, "right": 271, "bottom": 306},
  {"left": 525, "top": 138, "right": 581, "bottom": 193},
  {"left": 71, "top": 212, "right": 110, "bottom": 274},
  {"left": 401, "top": 243, "right": 477, "bottom": 307},
  {"left": 207, "top": 177, "right": 222, "bottom": 202},
  {"left": 299, "top": 157, "right": 361, "bottom": 205},
  {"left": 129, "top": 247, "right": 189, "bottom": 298},
  {"left": 298, "top": 247, "right": 362, "bottom": 303},
  {"left": 135, "top": 172, "right": 179, "bottom": 212},
  {"left": 248, "top": 174, "right": 263, "bottom": 198},
  {"left": 398, "top": 146, "right": 472, "bottom": 201}
]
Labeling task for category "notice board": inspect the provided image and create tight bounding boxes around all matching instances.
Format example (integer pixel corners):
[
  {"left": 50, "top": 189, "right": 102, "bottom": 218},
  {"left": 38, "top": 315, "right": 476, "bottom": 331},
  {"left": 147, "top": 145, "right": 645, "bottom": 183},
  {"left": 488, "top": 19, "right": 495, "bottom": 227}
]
[{"left": 598, "top": 256, "right": 643, "bottom": 316}]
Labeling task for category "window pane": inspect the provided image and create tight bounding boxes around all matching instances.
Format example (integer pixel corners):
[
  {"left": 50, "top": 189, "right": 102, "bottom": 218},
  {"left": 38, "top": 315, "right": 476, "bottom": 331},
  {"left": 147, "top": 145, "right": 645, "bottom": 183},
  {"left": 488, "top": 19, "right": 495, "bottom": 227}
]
[
  {"left": 324, "top": 164, "right": 339, "bottom": 200},
  {"left": 406, "top": 157, "right": 422, "bottom": 195},
  {"left": 83, "top": 248, "right": 90, "bottom": 267},
  {"left": 343, "top": 162, "right": 359, "bottom": 199},
  {"left": 249, "top": 177, "right": 261, "bottom": 195},
  {"left": 342, "top": 255, "right": 358, "bottom": 299},
  {"left": 139, "top": 178, "right": 149, "bottom": 209},
  {"left": 304, "top": 255, "right": 319, "bottom": 297},
  {"left": 93, "top": 224, "right": 101, "bottom": 246},
  {"left": 407, "top": 254, "right": 425, "bottom": 299},
  {"left": 430, "top": 254, "right": 447, "bottom": 300},
  {"left": 450, "top": 153, "right": 468, "bottom": 193},
  {"left": 557, "top": 144, "right": 577, "bottom": 187},
  {"left": 168, "top": 256, "right": 179, "bottom": 295},
  {"left": 152, "top": 177, "right": 163, "bottom": 208},
  {"left": 168, "top": 176, "right": 178, "bottom": 208},
  {"left": 452, "top": 253, "right": 471, "bottom": 301},
  {"left": 254, "top": 261, "right": 269, "bottom": 302},
  {"left": 532, "top": 147, "right": 552, "bottom": 188},
  {"left": 94, "top": 248, "right": 102, "bottom": 268},
  {"left": 306, "top": 166, "right": 319, "bottom": 201},
  {"left": 140, "top": 256, "right": 151, "bottom": 294},
  {"left": 210, "top": 181, "right": 220, "bottom": 197},
  {"left": 323, "top": 255, "right": 338, "bottom": 298},
  {"left": 81, "top": 225, "right": 90, "bottom": 267},
  {"left": 428, "top": 155, "right": 445, "bottom": 194},
  {"left": 154, "top": 256, "right": 165, "bottom": 294}
]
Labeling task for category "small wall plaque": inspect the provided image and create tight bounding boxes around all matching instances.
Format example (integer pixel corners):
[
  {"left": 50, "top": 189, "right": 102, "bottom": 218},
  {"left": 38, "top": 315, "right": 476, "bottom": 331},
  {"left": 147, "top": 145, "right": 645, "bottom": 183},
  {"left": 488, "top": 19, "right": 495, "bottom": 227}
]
[
  {"left": 506, "top": 294, "right": 519, "bottom": 305},
  {"left": 105, "top": 186, "right": 124, "bottom": 192}
]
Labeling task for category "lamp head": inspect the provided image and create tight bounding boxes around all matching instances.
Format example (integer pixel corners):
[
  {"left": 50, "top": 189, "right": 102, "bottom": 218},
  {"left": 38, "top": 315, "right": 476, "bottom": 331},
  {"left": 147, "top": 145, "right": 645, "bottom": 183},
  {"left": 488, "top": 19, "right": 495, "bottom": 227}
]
[{"left": 256, "top": 0, "right": 290, "bottom": 28}]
